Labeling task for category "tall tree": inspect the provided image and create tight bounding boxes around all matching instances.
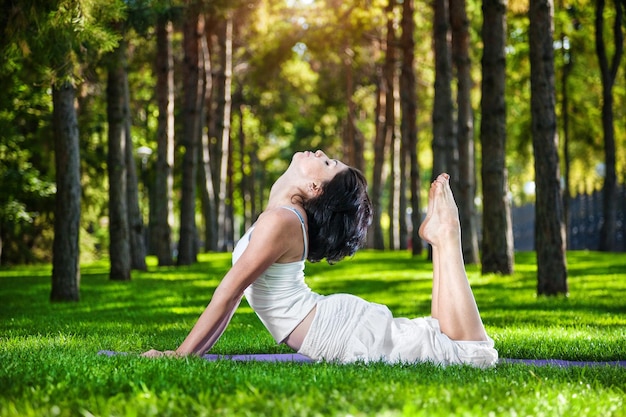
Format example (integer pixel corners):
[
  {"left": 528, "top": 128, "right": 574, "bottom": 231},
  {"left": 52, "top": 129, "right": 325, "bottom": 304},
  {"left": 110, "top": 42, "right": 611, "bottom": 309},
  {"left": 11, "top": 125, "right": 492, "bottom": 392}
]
[
  {"left": 122, "top": 37, "right": 147, "bottom": 272},
  {"left": 343, "top": 45, "right": 366, "bottom": 174},
  {"left": 200, "top": 14, "right": 218, "bottom": 252},
  {"left": 480, "top": 0, "right": 514, "bottom": 274},
  {"left": 529, "top": 0, "right": 568, "bottom": 295},
  {"left": 558, "top": 10, "right": 574, "bottom": 241},
  {"left": 384, "top": 0, "right": 398, "bottom": 250},
  {"left": 216, "top": 15, "right": 234, "bottom": 252},
  {"left": 178, "top": 4, "right": 204, "bottom": 265},
  {"left": 152, "top": 15, "right": 175, "bottom": 266},
  {"left": 235, "top": 87, "right": 254, "bottom": 232},
  {"left": 370, "top": 1, "right": 394, "bottom": 250},
  {"left": 450, "top": 0, "right": 479, "bottom": 264},
  {"left": 51, "top": 77, "right": 82, "bottom": 300},
  {"left": 432, "top": 0, "right": 457, "bottom": 184},
  {"left": 399, "top": 0, "right": 422, "bottom": 255},
  {"left": 595, "top": 0, "right": 624, "bottom": 252},
  {"left": 370, "top": 64, "right": 387, "bottom": 250},
  {"left": 107, "top": 36, "right": 132, "bottom": 281}
]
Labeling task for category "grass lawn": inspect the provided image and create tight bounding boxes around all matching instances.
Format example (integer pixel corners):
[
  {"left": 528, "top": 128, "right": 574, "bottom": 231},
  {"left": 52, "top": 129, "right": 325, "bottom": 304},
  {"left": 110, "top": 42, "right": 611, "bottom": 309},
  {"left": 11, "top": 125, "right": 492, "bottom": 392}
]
[{"left": 1, "top": 250, "right": 624, "bottom": 416}]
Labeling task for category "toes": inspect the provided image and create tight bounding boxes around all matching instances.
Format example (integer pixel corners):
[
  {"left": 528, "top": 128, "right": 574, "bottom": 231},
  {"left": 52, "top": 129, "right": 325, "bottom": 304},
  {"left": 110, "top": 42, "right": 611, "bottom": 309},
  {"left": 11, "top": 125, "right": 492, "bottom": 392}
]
[{"left": 435, "top": 173, "right": 449, "bottom": 185}]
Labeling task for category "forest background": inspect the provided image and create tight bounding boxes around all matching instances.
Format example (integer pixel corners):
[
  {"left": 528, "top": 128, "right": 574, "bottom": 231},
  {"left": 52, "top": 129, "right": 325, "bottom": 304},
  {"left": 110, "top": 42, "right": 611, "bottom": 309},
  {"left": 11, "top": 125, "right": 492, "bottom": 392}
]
[{"left": 0, "top": 0, "right": 624, "bottom": 301}]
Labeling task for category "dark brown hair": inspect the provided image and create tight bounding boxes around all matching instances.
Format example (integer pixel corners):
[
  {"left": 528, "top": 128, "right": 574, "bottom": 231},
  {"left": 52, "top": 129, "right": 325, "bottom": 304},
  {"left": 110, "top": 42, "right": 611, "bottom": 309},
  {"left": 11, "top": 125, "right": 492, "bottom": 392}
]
[{"left": 303, "top": 167, "right": 372, "bottom": 263}]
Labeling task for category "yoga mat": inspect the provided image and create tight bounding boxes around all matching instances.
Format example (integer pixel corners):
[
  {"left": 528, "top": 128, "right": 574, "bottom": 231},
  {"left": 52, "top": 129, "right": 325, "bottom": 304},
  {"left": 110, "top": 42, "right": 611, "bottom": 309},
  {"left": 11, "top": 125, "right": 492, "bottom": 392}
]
[
  {"left": 98, "top": 350, "right": 313, "bottom": 362},
  {"left": 98, "top": 351, "right": 625, "bottom": 367},
  {"left": 203, "top": 353, "right": 314, "bottom": 362}
]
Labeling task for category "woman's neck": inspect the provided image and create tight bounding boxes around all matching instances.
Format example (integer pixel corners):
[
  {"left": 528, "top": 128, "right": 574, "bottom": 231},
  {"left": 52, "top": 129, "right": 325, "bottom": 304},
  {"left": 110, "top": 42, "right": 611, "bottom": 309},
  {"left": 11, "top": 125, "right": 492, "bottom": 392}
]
[{"left": 266, "top": 175, "right": 299, "bottom": 210}]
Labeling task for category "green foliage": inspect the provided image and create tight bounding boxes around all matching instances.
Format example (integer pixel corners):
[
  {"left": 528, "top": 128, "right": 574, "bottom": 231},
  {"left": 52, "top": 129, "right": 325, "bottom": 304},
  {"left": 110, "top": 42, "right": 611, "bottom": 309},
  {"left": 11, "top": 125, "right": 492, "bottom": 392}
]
[
  {"left": 0, "top": 0, "right": 125, "bottom": 264},
  {"left": 6, "top": 0, "right": 123, "bottom": 81},
  {"left": 0, "top": 58, "right": 56, "bottom": 265},
  {"left": 1, "top": 0, "right": 625, "bottom": 265},
  {"left": 0, "top": 251, "right": 625, "bottom": 416}
]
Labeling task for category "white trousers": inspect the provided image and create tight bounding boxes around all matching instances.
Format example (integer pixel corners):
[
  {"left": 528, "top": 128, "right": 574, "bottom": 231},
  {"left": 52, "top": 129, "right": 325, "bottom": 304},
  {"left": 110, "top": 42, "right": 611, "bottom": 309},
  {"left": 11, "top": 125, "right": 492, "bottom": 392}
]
[{"left": 298, "top": 293, "right": 498, "bottom": 367}]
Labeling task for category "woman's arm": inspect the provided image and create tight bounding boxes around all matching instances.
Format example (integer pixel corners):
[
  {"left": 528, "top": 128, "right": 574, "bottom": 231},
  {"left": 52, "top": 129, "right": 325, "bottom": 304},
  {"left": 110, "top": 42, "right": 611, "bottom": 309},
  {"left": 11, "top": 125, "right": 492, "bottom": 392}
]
[
  {"left": 143, "top": 209, "right": 303, "bottom": 357},
  {"left": 142, "top": 287, "right": 241, "bottom": 357}
]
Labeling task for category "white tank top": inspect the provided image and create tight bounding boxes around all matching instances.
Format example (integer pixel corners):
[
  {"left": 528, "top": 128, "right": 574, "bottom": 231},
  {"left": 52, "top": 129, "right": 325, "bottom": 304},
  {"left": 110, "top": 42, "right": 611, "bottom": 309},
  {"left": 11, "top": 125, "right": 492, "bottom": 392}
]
[{"left": 234, "top": 207, "right": 324, "bottom": 343}]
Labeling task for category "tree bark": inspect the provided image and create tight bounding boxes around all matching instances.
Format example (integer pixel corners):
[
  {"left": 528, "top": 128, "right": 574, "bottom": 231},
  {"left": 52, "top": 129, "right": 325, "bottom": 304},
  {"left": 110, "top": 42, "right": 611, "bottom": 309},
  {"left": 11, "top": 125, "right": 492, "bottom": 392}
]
[
  {"left": 236, "top": 89, "right": 253, "bottom": 232},
  {"left": 199, "top": 126, "right": 218, "bottom": 252},
  {"left": 388, "top": 83, "right": 400, "bottom": 250},
  {"left": 432, "top": 0, "right": 457, "bottom": 184},
  {"left": 399, "top": 0, "right": 422, "bottom": 255},
  {"left": 200, "top": 15, "right": 218, "bottom": 252},
  {"left": 384, "top": 0, "right": 398, "bottom": 250},
  {"left": 561, "top": 32, "right": 572, "bottom": 247},
  {"left": 178, "top": 7, "right": 204, "bottom": 265},
  {"left": 595, "top": 0, "right": 623, "bottom": 252},
  {"left": 217, "top": 16, "right": 234, "bottom": 252},
  {"left": 51, "top": 80, "right": 81, "bottom": 301},
  {"left": 153, "top": 16, "right": 175, "bottom": 266},
  {"left": 343, "top": 46, "right": 355, "bottom": 169},
  {"left": 107, "top": 42, "right": 131, "bottom": 281},
  {"left": 480, "top": 0, "right": 514, "bottom": 275},
  {"left": 121, "top": 37, "right": 147, "bottom": 272},
  {"left": 370, "top": 64, "right": 387, "bottom": 250},
  {"left": 450, "top": 0, "right": 479, "bottom": 264},
  {"left": 369, "top": 4, "right": 393, "bottom": 250},
  {"left": 529, "top": 0, "right": 568, "bottom": 295}
]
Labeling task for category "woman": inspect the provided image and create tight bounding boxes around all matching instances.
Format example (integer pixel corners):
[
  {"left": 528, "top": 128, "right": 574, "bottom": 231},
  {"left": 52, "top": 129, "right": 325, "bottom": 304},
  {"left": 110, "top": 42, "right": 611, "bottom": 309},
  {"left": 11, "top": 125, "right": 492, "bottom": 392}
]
[{"left": 144, "top": 150, "right": 497, "bottom": 367}]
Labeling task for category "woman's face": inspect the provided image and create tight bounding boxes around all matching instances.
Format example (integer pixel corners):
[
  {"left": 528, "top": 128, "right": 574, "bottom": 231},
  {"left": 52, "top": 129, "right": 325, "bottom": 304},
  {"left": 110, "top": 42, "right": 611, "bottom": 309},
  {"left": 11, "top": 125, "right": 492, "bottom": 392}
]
[{"left": 291, "top": 150, "right": 348, "bottom": 185}]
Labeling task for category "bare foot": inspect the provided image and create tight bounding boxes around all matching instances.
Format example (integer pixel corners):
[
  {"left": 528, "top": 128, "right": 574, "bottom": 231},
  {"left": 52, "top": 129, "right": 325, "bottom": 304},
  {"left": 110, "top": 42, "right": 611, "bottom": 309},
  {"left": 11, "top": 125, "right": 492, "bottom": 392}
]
[
  {"left": 418, "top": 177, "right": 437, "bottom": 242},
  {"left": 418, "top": 173, "right": 461, "bottom": 247}
]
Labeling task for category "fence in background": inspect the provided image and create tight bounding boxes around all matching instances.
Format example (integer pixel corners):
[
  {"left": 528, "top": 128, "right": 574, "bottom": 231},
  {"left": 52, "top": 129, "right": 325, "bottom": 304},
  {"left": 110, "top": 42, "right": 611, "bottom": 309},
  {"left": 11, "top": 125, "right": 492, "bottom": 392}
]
[{"left": 512, "top": 185, "right": 626, "bottom": 252}]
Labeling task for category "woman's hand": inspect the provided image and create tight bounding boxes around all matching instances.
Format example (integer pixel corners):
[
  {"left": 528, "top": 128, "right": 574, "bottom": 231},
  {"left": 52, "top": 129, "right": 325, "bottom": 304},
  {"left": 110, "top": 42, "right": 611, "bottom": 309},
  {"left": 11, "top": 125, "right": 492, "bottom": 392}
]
[{"left": 141, "top": 349, "right": 179, "bottom": 358}]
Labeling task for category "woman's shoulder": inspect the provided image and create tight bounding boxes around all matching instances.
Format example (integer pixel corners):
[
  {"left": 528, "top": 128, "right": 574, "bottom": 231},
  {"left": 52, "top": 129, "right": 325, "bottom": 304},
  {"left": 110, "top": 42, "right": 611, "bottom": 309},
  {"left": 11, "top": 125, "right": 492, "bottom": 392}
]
[
  {"left": 250, "top": 207, "right": 307, "bottom": 263},
  {"left": 258, "top": 206, "right": 305, "bottom": 225},
  {"left": 252, "top": 207, "right": 305, "bottom": 239}
]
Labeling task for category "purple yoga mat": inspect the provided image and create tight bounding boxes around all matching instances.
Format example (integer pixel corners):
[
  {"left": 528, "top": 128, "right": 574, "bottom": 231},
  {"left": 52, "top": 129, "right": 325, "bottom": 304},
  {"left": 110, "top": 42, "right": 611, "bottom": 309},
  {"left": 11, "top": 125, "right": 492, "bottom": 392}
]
[
  {"left": 98, "top": 350, "right": 314, "bottom": 362},
  {"left": 202, "top": 353, "right": 314, "bottom": 362},
  {"left": 98, "top": 351, "right": 624, "bottom": 367}
]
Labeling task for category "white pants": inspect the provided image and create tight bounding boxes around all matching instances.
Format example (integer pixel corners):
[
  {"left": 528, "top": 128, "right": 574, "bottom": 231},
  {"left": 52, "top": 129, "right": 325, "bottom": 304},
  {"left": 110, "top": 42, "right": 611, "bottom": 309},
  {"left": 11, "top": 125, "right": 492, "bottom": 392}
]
[{"left": 298, "top": 293, "right": 498, "bottom": 367}]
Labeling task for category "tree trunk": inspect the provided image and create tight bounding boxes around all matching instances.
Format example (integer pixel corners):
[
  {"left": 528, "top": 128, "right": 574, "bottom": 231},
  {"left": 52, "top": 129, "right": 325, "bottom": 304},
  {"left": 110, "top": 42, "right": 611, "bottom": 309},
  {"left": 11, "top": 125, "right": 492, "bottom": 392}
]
[
  {"left": 381, "top": 0, "right": 397, "bottom": 249},
  {"left": 388, "top": 89, "right": 400, "bottom": 250},
  {"left": 121, "top": 38, "right": 147, "bottom": 271},
  {"left": 400, "top": 0, "right": 422, "bottom": 256},
  {"left": 432, "top": 0, "right": 457, "bottom": 184},
  {"left": 178, "top": 8, "right": 204, "bottom": 265},
  {"left": 50, "top": 80, "right": 81, "bottom": 301},
  {"left": 153, "top": 16, "right": 175, "bottom": 266},
  {"left": 595, "top": 0, "right": 622, "bottom": 252},
  {"left": 480, "top": 0, "right": 514, "bottom": 275},
  {"left": 529, "top": 0, "right": 568, "bottom": 295},
  {"left": 216, "top": 16, "right": 234, "bottom": 252},
  {"left": 561, "top": 32, "right": 572, "bottom": 248},
  {"left": 343, "top": 46, "right": 356, "bottom": 169},
  {"left": 370, "top": 67, "right": 387, "bottom": 250},
  {"left": 225, "top": 127, "right": 235, "bottom": 251},
  {"left": 398, "top": 145, "right": 408, "bottom": 251},
  {"left": 107, "top": 42, "right": 131, "bottom": 281},
  {"left": 450, "top": 0, "right": 479, "bottom": 264},
  {"left": 200, "top": 16, "right": 218, "bottom": 252},
  {"left": 236, "top": 90, "right": 252, "bottom": 232},
  {"left": 200, "top": 127, "right": 218, "bottom": 252},
  {"left": 343, "top": 46, "right": 366, "bottom": 173}
]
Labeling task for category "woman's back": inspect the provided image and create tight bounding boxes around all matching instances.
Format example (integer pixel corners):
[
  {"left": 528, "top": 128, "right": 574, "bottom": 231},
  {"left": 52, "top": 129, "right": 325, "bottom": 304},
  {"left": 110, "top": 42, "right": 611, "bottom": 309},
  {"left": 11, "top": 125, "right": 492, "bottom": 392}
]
[{"left": 234, "top": 207, "right": 324, "bottom": 344}]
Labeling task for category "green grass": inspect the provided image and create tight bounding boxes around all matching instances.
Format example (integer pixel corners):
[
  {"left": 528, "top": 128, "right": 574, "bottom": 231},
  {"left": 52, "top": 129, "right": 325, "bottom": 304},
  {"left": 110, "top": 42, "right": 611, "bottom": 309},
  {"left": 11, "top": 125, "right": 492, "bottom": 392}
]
[{"left": 1, "top": 250, "right": 625, "bottom": 416}]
